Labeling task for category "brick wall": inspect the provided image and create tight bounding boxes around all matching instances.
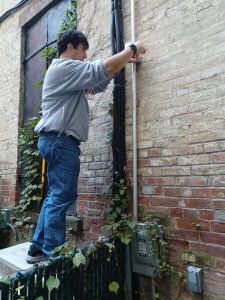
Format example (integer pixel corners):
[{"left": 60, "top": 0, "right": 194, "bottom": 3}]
[
  {"left": 0, "top": 0, "right": 24, "bottom": 206},
  {"left": 76, "top": 0, "right": 113, "bottom": 240},
  {"left": 122, "top": 0, "right": 225, "bottom": 299},
  {"left": 1, "top": 0, "right": 225, "bottom": 298}
]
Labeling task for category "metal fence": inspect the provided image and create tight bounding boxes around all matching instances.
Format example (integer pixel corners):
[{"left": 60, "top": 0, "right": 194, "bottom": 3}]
[{"left": 0, "top": 238, "right": 125, "bottom": 300}]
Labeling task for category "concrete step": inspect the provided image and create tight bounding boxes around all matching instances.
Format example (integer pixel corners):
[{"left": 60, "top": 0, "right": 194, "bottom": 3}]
[{"left": 0, "top": 242, "right": 32, "bottom": 279}]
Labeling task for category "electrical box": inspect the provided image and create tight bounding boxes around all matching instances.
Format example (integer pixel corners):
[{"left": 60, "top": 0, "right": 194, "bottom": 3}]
[
  {"left": 131, "top": 224, "right": 162, "bottom": 277},
  {"left": 186, "top": 266, "right": 203, "bottom": 293}
]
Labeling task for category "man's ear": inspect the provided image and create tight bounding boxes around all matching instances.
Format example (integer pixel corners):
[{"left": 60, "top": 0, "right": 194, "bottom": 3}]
[{"left": 67, "top": 43, "right": 74, "bottom": 51}]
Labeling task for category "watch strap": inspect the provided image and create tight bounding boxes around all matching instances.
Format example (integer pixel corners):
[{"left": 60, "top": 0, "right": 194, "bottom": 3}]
[{"left": 129, "top": 44, "right": 137, "bottom": 55}]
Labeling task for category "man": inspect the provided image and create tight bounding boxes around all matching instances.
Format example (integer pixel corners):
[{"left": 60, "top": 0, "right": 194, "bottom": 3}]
[{"left": 26, "top": 29, "right": 146, "bottom": 263}]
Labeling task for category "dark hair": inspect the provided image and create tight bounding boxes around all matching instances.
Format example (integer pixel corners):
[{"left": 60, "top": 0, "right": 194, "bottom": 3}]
[{"left": 57, "top": 29, "right": 89, "bottom": 56}]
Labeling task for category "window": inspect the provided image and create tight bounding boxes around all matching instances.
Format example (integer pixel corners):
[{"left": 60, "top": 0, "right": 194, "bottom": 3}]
[{"left": 23, "top": 0, "right": 71, "bottom": 121}]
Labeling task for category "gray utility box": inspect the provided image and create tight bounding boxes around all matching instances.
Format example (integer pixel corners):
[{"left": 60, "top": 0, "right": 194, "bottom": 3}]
[
  {"left": 131, "top": 224, "right": 162, "bottom": 277},
  {"left": 186, "top": 266, "right": 203, "bottom": 293}
]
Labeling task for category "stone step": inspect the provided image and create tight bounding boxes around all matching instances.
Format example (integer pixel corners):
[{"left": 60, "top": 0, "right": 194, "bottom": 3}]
[{"left": 0, "top": 242, "right": 32, "bottom": 279}]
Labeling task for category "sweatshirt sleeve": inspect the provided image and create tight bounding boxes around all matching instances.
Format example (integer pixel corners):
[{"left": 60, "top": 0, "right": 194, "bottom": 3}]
[{"left": 59, "top": 59, "right": 111, "bottom": 92}]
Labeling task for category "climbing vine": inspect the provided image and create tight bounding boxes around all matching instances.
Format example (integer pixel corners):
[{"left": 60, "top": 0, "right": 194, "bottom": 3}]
[{"left": 104, "top": 181, "right": 176, "bottom": 298}]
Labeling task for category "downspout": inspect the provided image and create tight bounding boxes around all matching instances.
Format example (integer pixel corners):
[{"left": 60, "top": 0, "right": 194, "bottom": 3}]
[
  {"left": 130, "top": 0, "right": 138, "bottom": 222},
  {"left": 111, "top": 0, "right": 126, "bottom": 191},
  {"left": 111, "top": 3, "right": 132, "bottom": 300}
]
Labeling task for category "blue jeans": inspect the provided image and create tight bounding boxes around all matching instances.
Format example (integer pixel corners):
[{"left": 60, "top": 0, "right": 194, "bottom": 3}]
[{"left": 32, "top": 132, "right": 80, "bottom": 255}]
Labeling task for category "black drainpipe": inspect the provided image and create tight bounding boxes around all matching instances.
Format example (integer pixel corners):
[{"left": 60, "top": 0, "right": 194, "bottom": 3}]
[{"left": 111, "top": 0, "right": 126, "bottom": 192}]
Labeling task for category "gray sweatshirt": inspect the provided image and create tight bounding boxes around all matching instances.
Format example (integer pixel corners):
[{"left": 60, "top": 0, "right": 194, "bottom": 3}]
[{"left": 35, "top": 58, "right": 110, "bottom": 142}]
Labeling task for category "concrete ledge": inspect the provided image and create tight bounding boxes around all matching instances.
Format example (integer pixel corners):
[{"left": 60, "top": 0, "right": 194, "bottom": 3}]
[{"left": 0, "top": 242, "right": 32, "bottom": 279}]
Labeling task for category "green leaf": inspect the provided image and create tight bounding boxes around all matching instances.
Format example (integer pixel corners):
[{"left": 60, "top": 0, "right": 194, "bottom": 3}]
[
  {"left": 15, "top": 285, "right": 25, "bottom": 291},
  {"left": 120, "top": 234, "right": 132, "bottom": 245},
  {"left": 51, "top": 244, "right": 63, "bottom": 255},
  {"left": 86, "top": 242, "right": 97, "bottom": 256},
  {"left": 46, "top": 276, "right": 60, "bottom": 293},
  {"left": 35, "top": 296, "right": 44, "bottom": 300},
  {"left": 109, "top": 281, "right": 120, "bottom": 294},
  {"left": 73, "top": 253, "right": 86, "bottom": 267},
  {"left": 115, "top": 207, "right": 122, "bottom": 214},
  {"left": 0, "top": 278, "right": 10, "bottom": 284}
]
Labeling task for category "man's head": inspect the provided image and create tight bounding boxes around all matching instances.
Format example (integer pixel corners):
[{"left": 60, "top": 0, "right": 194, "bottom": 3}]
[{"left": 57, "top": 29, "right": 89, "bottom": 60}]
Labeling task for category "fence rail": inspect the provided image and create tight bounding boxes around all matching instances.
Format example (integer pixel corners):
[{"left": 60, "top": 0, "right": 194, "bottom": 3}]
[{"left": 0, "top": 238, "right": 125, "bottom": 300}]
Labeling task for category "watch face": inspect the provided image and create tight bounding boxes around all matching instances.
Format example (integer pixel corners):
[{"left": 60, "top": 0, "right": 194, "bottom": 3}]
[{"left": 130, "top": 44, "right": 137, "bottom": 54}]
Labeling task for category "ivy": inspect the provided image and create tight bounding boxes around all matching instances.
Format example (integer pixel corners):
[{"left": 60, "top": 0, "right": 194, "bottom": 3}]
[
  {"left": 46, "top": 276, "right": 60, "bottom": 293},
  {"left": 109, "top": 281, "right": 120, "bottom": 294},
  {"left": 11, "top": 115, "right": 42, "bottom": 225},
  {"left": 60, "top": 0, "right": 77, "bottom": 32},
  {"left": 72, "top": 252, "right": 87, "bottom": 267},
  {"left": 104, "top": 177, "right": 137, "bottom": 245}
]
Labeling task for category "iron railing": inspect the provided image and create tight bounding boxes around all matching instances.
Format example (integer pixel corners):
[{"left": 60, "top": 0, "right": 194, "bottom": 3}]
[{"left": 0, "top": 238, "right": 125, "bottom": 300}]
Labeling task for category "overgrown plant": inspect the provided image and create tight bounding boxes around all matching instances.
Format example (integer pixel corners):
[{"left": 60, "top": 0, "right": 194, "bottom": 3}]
[
  {"left": 144, "top": 211, "right": 173, "bottom": 274},
  {"left": 104, "top": 184, "right": 174, "bottom": 277},
  {"left": 104, "top": 177, "right": 137, "bottom": 245},
  {"left": 12, "top": 116, "right": 42, "bottom": 226}
]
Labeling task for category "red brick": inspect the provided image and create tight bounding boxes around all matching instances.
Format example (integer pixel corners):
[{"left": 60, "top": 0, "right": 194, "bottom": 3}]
[
  {"left": 190, "top": 242, "right": 225, "bottom": 259},
  {"left": 189, "top": 242, "right": 208, "bottom": 253},
  {"left": 163, "top": 145, "right": 203, "bottom": 156},
  {"left": 177, "top": 219, "right": 210, "bottom": 231},
  {"left": 85, "top": 232, "right": 98, "bottom": 240},
  {"left": 168, "top": 240, "right": 189, "bottom": 251},
  {"left": 91, "top": 224, "right": 102, "bottom": 233},
  {"left": 77, "top": 200, "right": 88, "bottom": 210},
  {"left": 216, "top": 259, "right": 225, "bottom": 269},
  {"left": 164, "top": 187, "right": 192, "bottom": 197},
  {"left": 138, "top": 159, "right": 149, "bottom": 168},
  {"left": 155, "top": 186, "right": 163, "bottom": 195},
  {"left": 79, "top": 186, "right": 96, "bottom": 193},
  {"left": 183, "top": 198, "right": 211, "bottom": 208},
  {"left": 150, "top": 197, "right": 178, "bottom": 207},
  {"left": 86, "top": 209, "right": 102, "bottom": 216},
  {"left": 175, "top": 176, "right": 207, "bottom": 187},
  {"left": 200, "top": 232, "right": 225, "bottom": 246},
  {"left": 199, "top": 210, "right": 214, "bottom": 220},
  {"left": 138, "top": 196, "right": 150, "bottom": 206},
  {"left": 161, "top": 166, "right": 191, "bottom": 176},
  {"left": 148, "top": 148, "right": 161, "bottom": 157},
  {"left": 182, "top": 209, "right": 198, "bottom": 219},
  {"left": 78, "top": 178, "right": 87, "bottom": 185},
  {"left": 127, "top": 159, "right": 132, "bottom": 168},
  {"left": 138, "top": 167, "right": 162, "bottom": 176},
  {"left": 83, "top": 223, "right": 90, "bottom": 231},
  {"left": 193, "top": 188, "right": 225, "bottom": 198},
  {"left": 141, "top": 176, "right": 174, "bottom": 186},
  {"left": 204, "top": 275, "right": 225, "bottom": 296},
  {"left": 88, "top": 201, "right": 105, "bottom": 210},
  {"left": 166, "top": 228, "right": 199, "bottom": 241},
  {"left": 211, "top": 152, "right": 225, "bottom": 163},
  {"left": 213, "top": 200, "right": 225, "bottom": 209},
  {"left": 170, "top": 207, "right": 182, "bottom": 218},
  {"left": 211, "top": 222, "right": 225, "bottom": 233}
]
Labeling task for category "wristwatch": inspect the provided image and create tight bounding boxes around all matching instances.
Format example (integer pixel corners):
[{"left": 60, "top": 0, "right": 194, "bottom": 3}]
[{"left": 129, "top": 43, "right": 137, "bottom": 55}]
